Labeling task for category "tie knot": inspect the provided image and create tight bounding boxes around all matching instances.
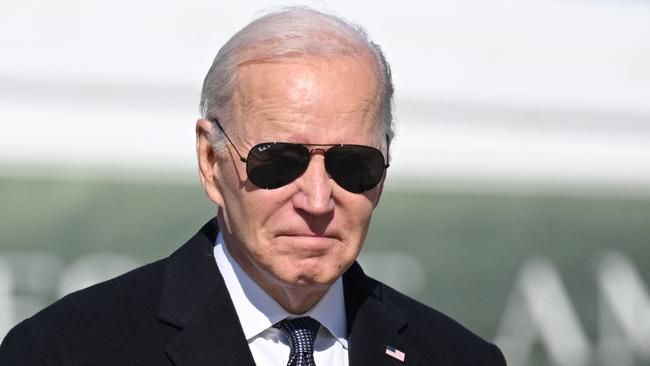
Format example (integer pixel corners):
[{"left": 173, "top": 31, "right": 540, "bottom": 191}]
[{"left": 276, "top": 316, "right": 321, "bottom": 355}]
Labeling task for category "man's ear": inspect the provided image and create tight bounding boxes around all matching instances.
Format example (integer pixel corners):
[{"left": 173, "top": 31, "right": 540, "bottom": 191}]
[{"left": 196, "top": 118, "right": 225, "bottom": 207}]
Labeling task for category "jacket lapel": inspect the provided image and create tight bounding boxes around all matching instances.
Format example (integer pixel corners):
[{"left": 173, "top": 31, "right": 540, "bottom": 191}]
[
  {"left": 158, "top": 219, "right": 256, "bottom": 366},
  {"left": 344, "top": 263, "right": 421, "bottom": 366}
]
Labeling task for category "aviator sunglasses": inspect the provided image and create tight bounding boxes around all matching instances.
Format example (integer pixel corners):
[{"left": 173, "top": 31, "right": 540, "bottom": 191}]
[{"left": 212, "top": 119, "right": 389, "bottom": 193}]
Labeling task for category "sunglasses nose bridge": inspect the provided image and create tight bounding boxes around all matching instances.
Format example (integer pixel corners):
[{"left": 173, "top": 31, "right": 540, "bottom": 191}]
[
  {"left": 307, "top": 147, "right": 327, "bottom": 155},
  {"left": 303, "top": 147, "right": 329, "bottom": 174},
  {"left": 305, "top": 147, "right": 334, "bottom": 179}
]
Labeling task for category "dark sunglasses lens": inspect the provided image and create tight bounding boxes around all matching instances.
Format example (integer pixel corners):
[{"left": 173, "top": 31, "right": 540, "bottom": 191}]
[
  {"left": 325, "top": 146, "right": 385, "bottom": 193},
  {"left": 246, "top": 143, "right": 310, "bottom": 189}
]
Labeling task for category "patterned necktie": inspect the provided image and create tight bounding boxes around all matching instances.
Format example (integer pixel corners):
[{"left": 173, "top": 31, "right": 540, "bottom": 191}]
[{"left": 275, "top": 316, "right": 321, "bottom": 366}]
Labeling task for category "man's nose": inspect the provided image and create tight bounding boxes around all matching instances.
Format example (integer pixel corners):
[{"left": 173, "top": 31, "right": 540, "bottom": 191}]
[{"left": 291, "top": 150, "right": 334, "bottom": 216}]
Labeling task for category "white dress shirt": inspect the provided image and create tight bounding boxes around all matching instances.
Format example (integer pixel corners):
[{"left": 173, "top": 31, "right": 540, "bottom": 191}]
[{"left": 214, "top": 232, "right": 349, "bottom": 366}]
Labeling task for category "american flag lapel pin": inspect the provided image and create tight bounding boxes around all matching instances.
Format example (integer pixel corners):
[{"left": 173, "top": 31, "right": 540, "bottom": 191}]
[{"left": 385, "top": 345, "right": 406, "bottom": 362}]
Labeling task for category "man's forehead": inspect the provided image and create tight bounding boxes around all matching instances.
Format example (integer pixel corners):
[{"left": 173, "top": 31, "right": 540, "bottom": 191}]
[
  {"left": 235, "top": 52, "right": 378, "bottom": 79},
  {"left": 232, "top": 55, "right": 380, "bottom": 102}
]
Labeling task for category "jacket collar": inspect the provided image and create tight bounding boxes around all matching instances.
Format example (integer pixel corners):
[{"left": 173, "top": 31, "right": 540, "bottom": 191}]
[
  {"left": 158, "top": 218, "right": 419, "bottom": 366},
  {"left": 158, "top": 218, "right": 256, "bottom": 366}
]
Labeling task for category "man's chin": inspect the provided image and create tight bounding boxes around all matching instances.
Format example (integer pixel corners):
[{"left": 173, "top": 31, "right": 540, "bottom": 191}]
[{"left": 275, "top": 266, "right": 339, "bottom": 290}]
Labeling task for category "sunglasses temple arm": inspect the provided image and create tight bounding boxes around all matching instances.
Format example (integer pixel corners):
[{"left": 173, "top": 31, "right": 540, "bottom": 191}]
[
  {"left": 212, "top": 118, "right": 247, "bottom": 163},
  {"left": 384, "top": 134, "right": 391, "bottom": 168}
]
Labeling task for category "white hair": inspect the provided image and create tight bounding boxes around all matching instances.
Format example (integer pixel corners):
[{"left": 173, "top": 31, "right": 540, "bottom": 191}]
[{"left": 199, "top": 7, "right": 394, "bottom": 152}]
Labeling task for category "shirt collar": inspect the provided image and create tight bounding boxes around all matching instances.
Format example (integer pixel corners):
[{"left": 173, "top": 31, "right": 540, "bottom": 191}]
[{"left": 213, "top": 232, "right": 348, "bottom": 348}]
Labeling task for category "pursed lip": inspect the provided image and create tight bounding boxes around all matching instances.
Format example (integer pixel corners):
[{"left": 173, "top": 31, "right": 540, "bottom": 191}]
[
  {"left": 275, "top": 230, "right": 341, "bottom": 241},
  {"left": 275, "top": 235, "right": 339, "bottom": 255},
  {"left": 272, "top": 230, "right": 343, "bottom": 257}
]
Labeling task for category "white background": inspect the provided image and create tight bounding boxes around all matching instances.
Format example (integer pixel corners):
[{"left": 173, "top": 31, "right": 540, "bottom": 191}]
[{"left": 1, "top": 0, "right": 649, "bottom": 193}]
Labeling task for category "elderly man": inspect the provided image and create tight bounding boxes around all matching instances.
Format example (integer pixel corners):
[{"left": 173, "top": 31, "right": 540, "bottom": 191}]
[{"left": 0, "top": 7, "right": 505, "bottom": 366}]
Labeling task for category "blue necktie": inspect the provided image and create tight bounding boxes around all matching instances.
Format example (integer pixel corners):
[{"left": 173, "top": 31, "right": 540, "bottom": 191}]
[{"left": 275, "top": 317, "right": 321, "bottom": 366}]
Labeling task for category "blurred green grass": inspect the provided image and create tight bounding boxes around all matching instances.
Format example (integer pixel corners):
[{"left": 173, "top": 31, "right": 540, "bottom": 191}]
[{"left": 1, "top": 176, "right": 650, "bottom": 341}]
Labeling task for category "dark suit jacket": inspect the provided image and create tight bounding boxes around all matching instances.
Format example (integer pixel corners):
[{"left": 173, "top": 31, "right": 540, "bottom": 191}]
[{"left": 0, "top": 219, "right": 506, "bottom": 365}]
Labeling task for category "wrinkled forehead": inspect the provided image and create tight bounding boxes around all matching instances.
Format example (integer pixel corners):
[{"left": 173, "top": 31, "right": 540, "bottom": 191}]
[
  {"left": 234, "top": 53, "right": 380, "bottom": 99},
  {"left": 231, "top": 54, "right": 383, "bottom": 141}
]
